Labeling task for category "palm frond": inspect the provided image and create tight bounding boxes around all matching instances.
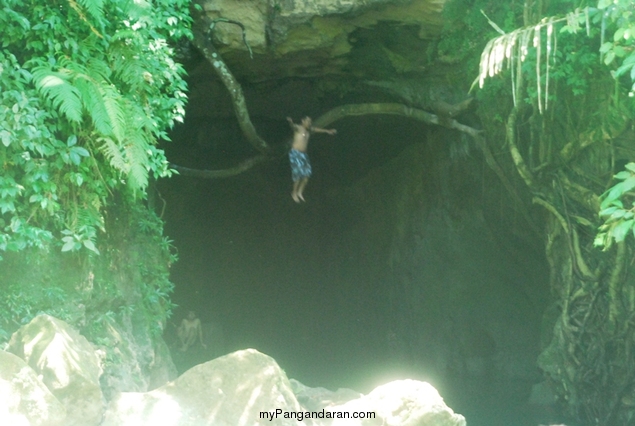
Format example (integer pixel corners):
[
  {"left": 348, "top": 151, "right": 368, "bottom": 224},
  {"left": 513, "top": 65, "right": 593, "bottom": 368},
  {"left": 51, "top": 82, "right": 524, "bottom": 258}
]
[{"left": 477, "top": 8, "right": 588, "bottom": 112}]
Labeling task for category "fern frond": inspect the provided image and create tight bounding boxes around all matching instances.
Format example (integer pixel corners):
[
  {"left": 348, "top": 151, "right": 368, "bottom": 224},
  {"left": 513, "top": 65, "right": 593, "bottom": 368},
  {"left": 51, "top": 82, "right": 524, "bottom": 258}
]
[
  {"left": 66, "top": 0, "right": 104, "bottom": 37},
  {"left": 32, "top": 68, "right": 83, "bottom": 123},
  {"left": 74, "top": 75, "right": 127, "bottom": 142},
  {"left": 74, "top": 0, "right": 104, "bottom": 22},
  {"left": 74, "top": 76, "right": 113, "bottom": 136},
  {"left": 98, "top": 137, "right": 128, "bottom": 173},
  {"left": 114, "top": 57, "right": 149, "bottom": 91},
  {"left": 109, "top": 38, "right": 150, "bottom": 92},
  {"left": 86, "top": 57, "right": 111, "bottom": 81},
  {"left": 100, "top": 84, "right": 127, "bottom": 142},
  {"left": 122, "top": 108, "right": 152, "bottom": 191},
  {"left": 124, "top": 140, "right": 149, "bottom": 191}
]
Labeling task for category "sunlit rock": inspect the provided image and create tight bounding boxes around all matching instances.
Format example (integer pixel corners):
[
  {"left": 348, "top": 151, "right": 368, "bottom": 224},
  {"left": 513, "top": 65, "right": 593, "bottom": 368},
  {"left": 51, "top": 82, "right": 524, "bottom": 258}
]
[
  {"left": 0, "top": 350, "right": 66, "bottom": 426},
  {"left": 290, "top": 378, "right": 362, "bottom": 412},
  {"left": 328, "top": 379, "right": 466, "bottom": 426},
  {"left": 6, "top": 314, "right": 104, "bottom": 426},
  {"left": 96, "top": 317, "right": 177, "bottom": 399},
  {"left": 102, "top": 348, "right": 306, "bottom": 426}
]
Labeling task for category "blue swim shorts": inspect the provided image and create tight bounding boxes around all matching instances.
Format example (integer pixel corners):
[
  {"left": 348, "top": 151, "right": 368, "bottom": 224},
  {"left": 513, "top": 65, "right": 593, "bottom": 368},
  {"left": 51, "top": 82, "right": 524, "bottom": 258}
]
[{"left": 289, "top": 149, "right": 312, "bottom": 181}]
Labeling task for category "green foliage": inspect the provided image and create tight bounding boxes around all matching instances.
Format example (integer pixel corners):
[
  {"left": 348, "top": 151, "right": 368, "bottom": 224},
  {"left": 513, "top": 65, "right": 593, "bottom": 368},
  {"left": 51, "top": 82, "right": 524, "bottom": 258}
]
[
  {"left": 589, "top": 0, "right": 635, "bottom": 248},
  {"left": 0, "top": 0, "right": 191, "bottom": 255},
  {"left": 595, "top": 0, "right": 635, "bottom": 94},
  {"left": 0, "top": 202, "right": 177, "bottom": 346},
  {"left": 465, "top": 1, "right": 635, "bottom": 424},
  {"left": 596, "top": 163, "right": 635, "bottom": 248},
  {"left": 438, "top": 0, "right": 522, "bottom": 71}
]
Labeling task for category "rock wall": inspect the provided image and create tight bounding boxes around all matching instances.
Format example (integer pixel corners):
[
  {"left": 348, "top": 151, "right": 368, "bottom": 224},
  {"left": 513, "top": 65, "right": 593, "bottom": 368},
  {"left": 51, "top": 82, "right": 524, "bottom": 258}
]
[{"left": 328, "top": 129, "right": 549, "bottom": 420}]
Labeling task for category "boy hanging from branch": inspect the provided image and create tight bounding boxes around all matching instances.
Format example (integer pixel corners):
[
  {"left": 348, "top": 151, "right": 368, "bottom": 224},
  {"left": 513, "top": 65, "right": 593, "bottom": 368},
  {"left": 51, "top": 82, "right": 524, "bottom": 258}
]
[{"left": 287, "top": 116, "right": 337, "bottom": 203}]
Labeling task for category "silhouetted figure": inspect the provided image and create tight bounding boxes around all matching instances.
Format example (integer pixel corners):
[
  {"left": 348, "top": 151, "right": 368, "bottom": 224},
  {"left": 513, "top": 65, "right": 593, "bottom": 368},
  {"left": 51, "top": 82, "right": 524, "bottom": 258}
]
[{"left": 177, "top": 311, "right": 206, "bottom": 352}]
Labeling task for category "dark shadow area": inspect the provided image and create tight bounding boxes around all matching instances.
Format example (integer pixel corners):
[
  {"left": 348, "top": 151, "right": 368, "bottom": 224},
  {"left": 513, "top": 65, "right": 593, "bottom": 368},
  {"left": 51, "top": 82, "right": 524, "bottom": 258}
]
[{"left": 158, "top": 83, "right": 556, "bottom": 426}]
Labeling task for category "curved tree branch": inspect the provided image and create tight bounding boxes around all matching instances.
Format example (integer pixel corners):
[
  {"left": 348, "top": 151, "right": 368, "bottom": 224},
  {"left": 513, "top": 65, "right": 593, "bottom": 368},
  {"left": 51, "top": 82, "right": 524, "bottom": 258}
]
[
  {"left": 313, "top": 103, "right": 542, "bottom": 235},
  {"left": 170, "top": 155, "right": 270, "bottom": 178},
  {"left": 190, "top": 4, "right": 269, "bottom": 154},
  {"left": 170, "top": 102, "right": 486, "bottom": 179},
  {"left": 313, "top": 103, "right": 483, "bottom": 138}
]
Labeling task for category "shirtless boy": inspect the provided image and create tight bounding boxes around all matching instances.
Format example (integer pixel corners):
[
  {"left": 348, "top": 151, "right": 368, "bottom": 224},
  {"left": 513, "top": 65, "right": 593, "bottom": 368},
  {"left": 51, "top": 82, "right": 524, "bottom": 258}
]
[
  {"left": 177, "top": 311, "right": 206, "bottom": 352},
  {"left": 287, "top": 116, "right": 337, "bottom": 203}
]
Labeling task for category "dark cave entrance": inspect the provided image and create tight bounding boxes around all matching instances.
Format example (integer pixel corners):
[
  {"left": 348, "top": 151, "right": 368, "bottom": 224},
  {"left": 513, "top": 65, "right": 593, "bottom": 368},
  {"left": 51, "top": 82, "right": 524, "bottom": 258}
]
[{"left": 158, "top": 79, "right": 552, "bottom": 426}]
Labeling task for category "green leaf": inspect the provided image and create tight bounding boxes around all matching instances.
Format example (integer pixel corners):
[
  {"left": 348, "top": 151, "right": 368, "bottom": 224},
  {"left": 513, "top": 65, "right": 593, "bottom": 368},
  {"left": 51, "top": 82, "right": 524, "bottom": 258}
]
[
  {"left": 0, "top": 130, "right": 11, "bottom": 147},
  {"left": 594, "top": 232, "right": 607, "bottom": 247},
  {"left": 614, "top": 28, "right": 626, "bottom": 42},
  {"left": 572, "top": 215, "right": 593, "bottom": 227},
  {"left": 83, "top": 239, "right": 99, "bottom": 254},
  {"left": 614, "top": 171, "right": 631, "bottom": 180},
  {"left": 600, "top": 42, "right": 614, "bottom": 53},
  {"left": 598, "top": 0, "right": 612, "bottom": 9},
  {"left": 600, "top": 207, "right": 618, "bottom": 217},
  {"left": 614, "top": 46, "right": 627, "bottom": 58},
  {"left": 623, "top": 176, "right": 635, "bottom": 192},
  {"left": 610, "top": 209, "right": 627, "bottom": 220},
  {"left": 625, "top": 163, "right": 635, "bottom": 173},
  {"left": 602, "top": 177, "right": 635, "bottom": 209},
  {"left": 61, "top": 241, "right": 76, "bottom": 252},
  {"left": 71, "top": 146, "right": 89, "bottom": 157},
  {"left": 612, "top": 219, "right": 634, "bottom": 242}
]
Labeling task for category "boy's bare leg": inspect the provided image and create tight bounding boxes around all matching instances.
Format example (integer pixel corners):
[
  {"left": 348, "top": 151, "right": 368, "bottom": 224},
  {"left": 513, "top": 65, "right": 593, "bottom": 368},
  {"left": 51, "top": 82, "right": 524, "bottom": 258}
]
[
  {"left": 292, "top": 180, "right": 301, "bottom": 203},
  {"left": 297, "top": 178, "right": 309, "bottom": 202}
]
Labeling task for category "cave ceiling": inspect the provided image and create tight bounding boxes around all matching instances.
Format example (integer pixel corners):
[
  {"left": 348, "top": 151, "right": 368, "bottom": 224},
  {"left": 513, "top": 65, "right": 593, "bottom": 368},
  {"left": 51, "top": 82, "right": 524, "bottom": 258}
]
[
  {"left": 185, "top": 0, "right": 458, "bottom": 118},
  {"left": 190, "top": 0, "right": 450, "bottom": 88}
]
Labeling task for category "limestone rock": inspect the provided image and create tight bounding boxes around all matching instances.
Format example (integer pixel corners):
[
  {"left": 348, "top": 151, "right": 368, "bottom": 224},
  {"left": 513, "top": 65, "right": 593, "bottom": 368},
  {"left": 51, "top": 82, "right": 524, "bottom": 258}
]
[
  {"left": 7, "top": 314, "right": 104, "bottom": 426},
  {"left": 199, "top": 0, "right": 448, "bottom": 80},
  {"left": 328, "top": 379, "right": 466, "bottom": 426},
  {"left": 102, "top": 348, "right": 306, "bottom": 426},
  {"left": 96, "top": 316, "right": 178, "bottom": 399},
  {"left": 0, "top": 350, "right": 67, "bottom": 426},
  {"left": 290, "top": 379, "right": 362, "bottom": 412}
]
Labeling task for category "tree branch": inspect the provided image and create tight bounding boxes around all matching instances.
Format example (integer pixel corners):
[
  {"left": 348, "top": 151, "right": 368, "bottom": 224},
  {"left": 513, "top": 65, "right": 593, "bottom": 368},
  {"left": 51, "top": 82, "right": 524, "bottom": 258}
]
[
  {"left": 170, "top": 155, "right": 269, "bottom": 178},
  {"left": 170, "top": 102, "right": 487, "bottom": 179},
  {"left": 313, "top": 103, "right": 483, "bottom": 138},
  {"left": 190, "top": 3, "right": 269, "bottom": 154}
]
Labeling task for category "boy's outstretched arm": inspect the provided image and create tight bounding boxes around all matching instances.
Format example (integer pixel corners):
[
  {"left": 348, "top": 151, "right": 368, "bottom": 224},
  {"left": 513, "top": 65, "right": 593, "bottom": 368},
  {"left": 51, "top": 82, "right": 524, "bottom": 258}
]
[{"left": 311, "top": 126, "right": 337, "bottom": 135}]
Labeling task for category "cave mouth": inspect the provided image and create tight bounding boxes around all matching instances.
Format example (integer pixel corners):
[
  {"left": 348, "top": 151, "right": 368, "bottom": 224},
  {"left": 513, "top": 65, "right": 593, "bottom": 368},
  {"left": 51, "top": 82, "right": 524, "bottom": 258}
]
[{"left": 159, "top": 78, "right": 551, "bottom": 426}]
